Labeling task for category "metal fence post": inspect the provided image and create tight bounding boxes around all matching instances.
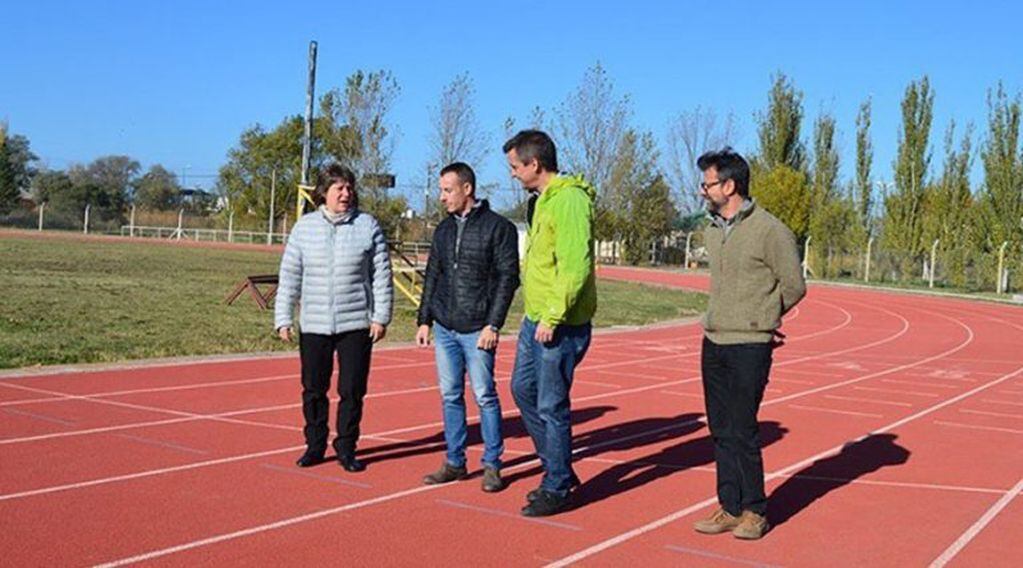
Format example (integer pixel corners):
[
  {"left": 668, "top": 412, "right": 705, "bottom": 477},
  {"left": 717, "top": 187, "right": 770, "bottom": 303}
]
[
  {"left": 997, "top": 241, "right": 1009, "bottom": 294},
  {"left": 864, "top": 237, "right": 874, "bottom": 282}
]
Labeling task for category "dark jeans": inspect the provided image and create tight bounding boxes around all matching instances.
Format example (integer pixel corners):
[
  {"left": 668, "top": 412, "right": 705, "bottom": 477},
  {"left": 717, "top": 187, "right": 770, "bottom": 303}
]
[
  {"left": 299, "top": 329, "right": 373, "bottom": 457},
  {"left": 511, "top": 317, "right": 592, "bottom": 496},
  {"left": 701, "top": 336, "right": 773, "bottom": 516}
]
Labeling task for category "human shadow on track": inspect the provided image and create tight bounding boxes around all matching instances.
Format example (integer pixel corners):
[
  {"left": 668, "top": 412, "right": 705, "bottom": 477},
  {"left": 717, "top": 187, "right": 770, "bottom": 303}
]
[
  {"left": 768, "top": 433, "right": 910, "bottom": 529},
  {"left": 355, "top": 405, "right": 617, "bottom": 468},
  {"left": 499, "top": 412, "right": 708, "bottom": 480},
  {"left": 558, "top": 420, "right": 788, "bottom": 510},
  {"left": 500, "top": 412, "right": 715, "bottom": 489}
]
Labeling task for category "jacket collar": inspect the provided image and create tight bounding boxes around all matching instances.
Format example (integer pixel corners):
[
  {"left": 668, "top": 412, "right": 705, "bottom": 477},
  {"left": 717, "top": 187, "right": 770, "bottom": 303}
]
[{"left": 319, "top": 205, "right": 358, "bottom": 225}]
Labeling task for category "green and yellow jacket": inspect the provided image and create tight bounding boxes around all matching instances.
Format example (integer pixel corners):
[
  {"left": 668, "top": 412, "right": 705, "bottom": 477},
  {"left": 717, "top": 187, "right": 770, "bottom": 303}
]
[{"left": 523, "top": 174, "right": 598, "bottom": 328}]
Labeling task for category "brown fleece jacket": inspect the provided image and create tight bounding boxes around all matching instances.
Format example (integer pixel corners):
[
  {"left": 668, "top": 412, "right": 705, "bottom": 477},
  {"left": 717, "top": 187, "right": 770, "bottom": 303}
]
[{"left": 701, "top": 200, "right": 807, "bottom": 344}]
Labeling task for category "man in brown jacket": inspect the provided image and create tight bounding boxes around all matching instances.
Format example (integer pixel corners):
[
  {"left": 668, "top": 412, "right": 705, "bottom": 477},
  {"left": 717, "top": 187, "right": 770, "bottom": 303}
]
[{"left": 692, "top": 147, "right": 806, "bottom": 540}]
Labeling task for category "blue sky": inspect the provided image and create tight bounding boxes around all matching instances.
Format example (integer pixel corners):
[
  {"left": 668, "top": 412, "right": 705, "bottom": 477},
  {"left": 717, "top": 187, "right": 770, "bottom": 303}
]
[{"left": 3, "top": 0, "right": 1021, "bottom": 210}]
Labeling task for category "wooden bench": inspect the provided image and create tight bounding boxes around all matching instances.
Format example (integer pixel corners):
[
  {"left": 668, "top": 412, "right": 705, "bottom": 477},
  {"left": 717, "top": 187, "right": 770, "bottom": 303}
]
[{"left": 225, "top": 274, "right": 279, "bottom": 309}]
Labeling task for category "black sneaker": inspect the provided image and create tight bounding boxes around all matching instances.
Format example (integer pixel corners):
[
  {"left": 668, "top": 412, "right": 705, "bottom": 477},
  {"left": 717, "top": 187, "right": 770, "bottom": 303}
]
[
  {"left": 521, "top": 490, "right": 569, "bottom": 517},
  {"left": 295, "top": 449, "right": 325, "bottom": 468},
  {"left": 527, "top": 476, "right": 581, "bottom": 501},
  {"left": 338, "top": 454, "right": 366, "bottom": 472}
]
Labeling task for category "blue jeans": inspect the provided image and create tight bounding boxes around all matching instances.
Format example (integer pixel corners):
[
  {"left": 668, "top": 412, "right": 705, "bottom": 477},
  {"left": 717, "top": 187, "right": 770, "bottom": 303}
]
[
  {"left": 510, "top": 317, "right": 592, "bottom": 496},
  {"left": 434, "top": 323, "right": 504, "bottom": 469}
]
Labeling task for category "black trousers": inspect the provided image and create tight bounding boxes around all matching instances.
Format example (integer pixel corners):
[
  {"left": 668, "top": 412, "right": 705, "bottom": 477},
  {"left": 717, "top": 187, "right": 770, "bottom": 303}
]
[
  {"left": 299, "top": 329, "right": 373, "bottom": 456},
  {"left": 701, "top": 336, "right": 773, "bottom": 516}
]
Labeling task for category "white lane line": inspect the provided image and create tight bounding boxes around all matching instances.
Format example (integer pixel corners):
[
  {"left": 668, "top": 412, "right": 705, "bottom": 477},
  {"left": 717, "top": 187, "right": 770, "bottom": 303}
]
[
  {"left": 980, "top": 400, "right": 1023, "bottom": 407},
  {"left": 0, "top": 401, "right": 299, "bottom": 445},
  {"left": 788, "top": 404, "right": 883, "bottom": 418},
  {"left": 933, "top": 421, "right": 1023, "bottom": 435},
  {"left": 774, "top": 473, "right": 1006, "bottom": 495},
  {"left": 929, "top": 477, "right": 1023, "bottom": 567},
  {"left": 259, "top": 463, "right": 372, "bottom": 489},
  {"left": 823, "top": 395, "right": 913, "bottom": 408},
  {"left": 436, "top": 499, "right": 583, "bottom": 531},
  {"left": 664, "top": 544, "right": 781, "bottom": 567},
  {"left": 770, "top": 377, "right": 816, "bottom": 385},
  {"left": 3, "top": 407, "right": 77, "bottom": 426},
  {"left": 0, "top": 445, "right": 307, "bottom": 502},
  {"left": 0, "top": 373, "right": 298, "bottom": 407},
  {"left": 853, "top": 386, "right": 940, "bottom": 398},
  {"left": 881, "top": 379, "right": 959, "bottom": 389},
  {"left": 660, "top": 390, "right": 702, "bottom": 398},
  {"left": 113, "top": 433, "right": 209, "bottom": 456},
  {"left": 959, "top": 409, "right": 1023, "bottom": 420},
  {"left": 575, "top": 379, "right": 624, "bottom": 389}
]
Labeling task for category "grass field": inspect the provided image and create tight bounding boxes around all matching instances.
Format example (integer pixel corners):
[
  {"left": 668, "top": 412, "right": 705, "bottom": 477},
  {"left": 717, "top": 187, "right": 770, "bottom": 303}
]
[{"left": 0, "top": 232, "right": 706, "bottom": 369}]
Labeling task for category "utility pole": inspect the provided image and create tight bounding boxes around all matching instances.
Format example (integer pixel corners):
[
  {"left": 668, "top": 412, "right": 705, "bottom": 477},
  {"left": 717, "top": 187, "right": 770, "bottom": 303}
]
[
  {"left": 268, "top": 168, "right": 276, "bottom": 245},
  {"left": 299, "top": 41, "right": 318, "bottom": 218},
  {"left": 424, "top": 163, "right": 435, "bottom": 223}
]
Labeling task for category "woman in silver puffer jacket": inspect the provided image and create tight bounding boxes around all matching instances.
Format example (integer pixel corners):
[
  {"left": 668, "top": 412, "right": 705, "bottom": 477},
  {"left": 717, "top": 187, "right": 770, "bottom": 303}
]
[{"left": 274, "top": 163, "right": 393, "bottom": 472}]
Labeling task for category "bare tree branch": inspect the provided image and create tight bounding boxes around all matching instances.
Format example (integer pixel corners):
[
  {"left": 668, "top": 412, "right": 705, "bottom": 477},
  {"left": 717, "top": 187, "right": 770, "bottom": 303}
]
[{"left": 664, "top": 106, "right": 737, "bottom": 214}]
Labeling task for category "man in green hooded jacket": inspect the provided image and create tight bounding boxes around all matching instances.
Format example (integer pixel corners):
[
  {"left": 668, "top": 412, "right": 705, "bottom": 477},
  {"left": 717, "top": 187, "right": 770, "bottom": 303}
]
[{"left": 504, "top": 129, "right": 597, "bottom": 517}]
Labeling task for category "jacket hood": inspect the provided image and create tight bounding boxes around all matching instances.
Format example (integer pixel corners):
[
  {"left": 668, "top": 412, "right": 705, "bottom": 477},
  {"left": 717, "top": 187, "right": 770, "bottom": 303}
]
[{"left": 545, "top": 174, "right": 596, "bottom": 201}]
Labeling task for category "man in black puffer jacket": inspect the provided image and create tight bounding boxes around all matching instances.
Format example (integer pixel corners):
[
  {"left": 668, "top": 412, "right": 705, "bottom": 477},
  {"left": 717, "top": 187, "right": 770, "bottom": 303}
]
[{"left": 416, "top": 162, "right": 520, "bottom": 493}]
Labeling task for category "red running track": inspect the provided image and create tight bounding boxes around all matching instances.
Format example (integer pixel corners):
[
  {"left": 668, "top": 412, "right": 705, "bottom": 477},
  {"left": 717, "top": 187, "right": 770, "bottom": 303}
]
[{"left": 1, "top": 267, "right": 1021, "bottom": 567}]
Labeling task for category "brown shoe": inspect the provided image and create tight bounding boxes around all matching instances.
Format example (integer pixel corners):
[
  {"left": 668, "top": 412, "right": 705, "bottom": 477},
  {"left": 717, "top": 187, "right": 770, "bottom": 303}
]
[
  {"left": 732, "top": 510, "right": 769, "bottom": 540},
  {"left": 481, "top": 467, "right": 504, "bottom": 493},
  {"left": 422, "top": 462, "right": 468, "bottom": 485},
  {"left": 693, "top": 508, "right": 742, "bottom": 534}
]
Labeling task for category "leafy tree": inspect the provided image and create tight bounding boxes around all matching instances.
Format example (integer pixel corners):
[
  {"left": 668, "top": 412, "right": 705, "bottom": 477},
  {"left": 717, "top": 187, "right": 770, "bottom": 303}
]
[
  {"left": 751, "top": 73, "right": 810, "bottom": 240},
  {"left": 755, "top": 73, "right": 806, "bottom": 172},
  {"left": 882, "top": 76, "right": 934, "bottom": 276},
  {"left": 61, "top": 155, "right": 139, "bottom": 222},
  {"left": 219, "top": 69, "right": 404, "bottom": 233},
  {"left": 855, "top": 98, "right": 874, "bottom": 238},
  {"left": 751, "top": 164, "right": 811, "bottom": 240},
  {"left": 0, "top": 125, "right": 38, "bottom": 214},
  {"left": 808, "top": 112, "right": 847, "bottom": 276},
  {"left": 608, "top": 130, "right": 675, "bottom": 263},
  {"left": 922, "top": 122, "right": 974, "bottom": 287},
  {"left": 977, "top": 83, "right": 1022, "bottom": 290},
  {"left": 133, "top": 165, "right": 182, "bottom": 211}
]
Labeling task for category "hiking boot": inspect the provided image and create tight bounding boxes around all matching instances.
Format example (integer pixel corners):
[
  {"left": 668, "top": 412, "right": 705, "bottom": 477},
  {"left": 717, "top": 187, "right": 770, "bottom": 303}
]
[
  {"left": 521, "top": 490, "right": 568, "bottom": 517},
  {"left": 422, "top": 462, "right": 468, "bottom": 485},
  {"left": 693, "top": 508, "right": 742, "bottom": 534},
  {"left": 732, "top": 510, "right": 769, "bottom": 540},
  {"left": 481, "top": 467, "right": 505, "bottom": 493}
]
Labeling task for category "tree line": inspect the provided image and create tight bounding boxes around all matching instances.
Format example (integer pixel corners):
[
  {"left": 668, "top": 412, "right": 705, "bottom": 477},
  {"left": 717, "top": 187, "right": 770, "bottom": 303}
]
[{"left": 2, "top": 65, "right": 1020, "bottom": 290}]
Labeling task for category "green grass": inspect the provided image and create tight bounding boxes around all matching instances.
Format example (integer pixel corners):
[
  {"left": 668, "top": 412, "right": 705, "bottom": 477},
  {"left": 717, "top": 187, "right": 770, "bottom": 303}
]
[{"left": 0, "top": 233, "right": 706, "bottom": 369}]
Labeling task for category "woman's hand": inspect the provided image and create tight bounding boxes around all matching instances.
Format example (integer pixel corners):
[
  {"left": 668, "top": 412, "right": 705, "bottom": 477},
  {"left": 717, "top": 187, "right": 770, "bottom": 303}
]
[
  {"left": 369, "top": 323, "right": 387, "bottom": 343},
  {"left": 277, "top": 327, "right": 293, "bottom": 342}
]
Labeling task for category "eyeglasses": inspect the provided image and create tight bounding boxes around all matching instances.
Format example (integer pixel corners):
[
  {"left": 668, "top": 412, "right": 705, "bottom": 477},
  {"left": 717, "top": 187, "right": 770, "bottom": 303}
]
[{"left": 700, "top": 179, "right": 725, "bottom": 191}]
